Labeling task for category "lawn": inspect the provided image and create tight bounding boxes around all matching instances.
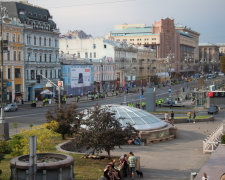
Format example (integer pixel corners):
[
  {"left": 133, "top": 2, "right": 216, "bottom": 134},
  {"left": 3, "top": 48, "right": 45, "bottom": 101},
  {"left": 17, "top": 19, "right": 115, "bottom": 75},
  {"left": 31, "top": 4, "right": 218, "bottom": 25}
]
[{"left": 0, "top": 133, "right": 111, "bottom": 180}]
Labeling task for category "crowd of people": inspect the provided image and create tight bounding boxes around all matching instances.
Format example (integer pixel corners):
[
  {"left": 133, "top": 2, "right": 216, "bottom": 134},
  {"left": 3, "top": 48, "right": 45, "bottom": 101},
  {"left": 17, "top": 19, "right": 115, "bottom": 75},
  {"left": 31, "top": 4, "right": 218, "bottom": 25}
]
[{"left": 103, "top": 152, "right": 138, "bottom": 180}]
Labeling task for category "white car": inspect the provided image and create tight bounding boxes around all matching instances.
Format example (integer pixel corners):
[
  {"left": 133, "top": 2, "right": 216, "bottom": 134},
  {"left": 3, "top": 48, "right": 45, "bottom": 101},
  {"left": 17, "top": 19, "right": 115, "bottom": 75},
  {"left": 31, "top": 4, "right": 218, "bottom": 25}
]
[{"left": 4, "top": 104, "right": 18, "bottom": 112}]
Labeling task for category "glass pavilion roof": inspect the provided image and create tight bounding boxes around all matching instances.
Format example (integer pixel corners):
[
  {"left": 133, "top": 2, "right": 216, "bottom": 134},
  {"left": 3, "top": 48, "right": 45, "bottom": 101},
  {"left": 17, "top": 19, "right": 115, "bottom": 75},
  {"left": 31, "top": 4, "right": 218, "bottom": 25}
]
[{"left": 106, "top": 105, "right": 168, "bottom": 131}]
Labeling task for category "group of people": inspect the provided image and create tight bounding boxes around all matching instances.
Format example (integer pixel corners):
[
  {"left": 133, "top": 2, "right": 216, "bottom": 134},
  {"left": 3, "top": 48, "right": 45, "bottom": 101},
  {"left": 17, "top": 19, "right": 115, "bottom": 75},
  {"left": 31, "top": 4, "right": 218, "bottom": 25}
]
[
  {"left": 164, "top": 111, "right": 175, "bottom": 125},
  {"left": 187, "top": 111, "right": 196, "bottom": 123},
  {"left": 104, "top": 152, "right": 137, "bottom": 180}
]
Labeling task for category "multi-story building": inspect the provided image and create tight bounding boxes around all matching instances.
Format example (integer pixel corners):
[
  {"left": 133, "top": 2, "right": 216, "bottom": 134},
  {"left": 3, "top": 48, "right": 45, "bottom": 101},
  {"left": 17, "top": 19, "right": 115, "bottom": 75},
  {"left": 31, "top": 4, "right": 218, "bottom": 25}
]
[
  {"left": 199, "top": 43, "right": 220, "bottom": 73},
  {"left": 1, "top": 19, "right": 24, "bottom": 103},
  {"left": 137, "top": 47, "right": 156, "bottom": 86},
  {"left": 3, "top": 1, "right": 60, "bottom": 101},
  {"left": 60, "top": 37, "right": 137, "bottom": 87},
  {"left": 107, "top": 18, "right": 200, "bottom": 76}
]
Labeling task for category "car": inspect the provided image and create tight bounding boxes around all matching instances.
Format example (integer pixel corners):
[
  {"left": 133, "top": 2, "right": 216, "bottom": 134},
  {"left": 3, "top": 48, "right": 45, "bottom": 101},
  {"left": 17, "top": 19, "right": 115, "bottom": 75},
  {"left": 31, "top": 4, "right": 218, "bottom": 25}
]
[
  {"left": 4, "top": 104, "right": 18, "bottom": 112},
  {"left": 208, "top": 105, "right": 219, "bottom": 115}
]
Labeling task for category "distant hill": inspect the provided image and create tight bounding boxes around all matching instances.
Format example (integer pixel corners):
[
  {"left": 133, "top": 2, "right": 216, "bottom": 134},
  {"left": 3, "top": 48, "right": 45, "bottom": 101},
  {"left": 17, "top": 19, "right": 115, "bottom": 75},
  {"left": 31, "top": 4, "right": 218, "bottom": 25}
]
[{"left": 60, "top": 30, "right": 92, "bottom": 39}]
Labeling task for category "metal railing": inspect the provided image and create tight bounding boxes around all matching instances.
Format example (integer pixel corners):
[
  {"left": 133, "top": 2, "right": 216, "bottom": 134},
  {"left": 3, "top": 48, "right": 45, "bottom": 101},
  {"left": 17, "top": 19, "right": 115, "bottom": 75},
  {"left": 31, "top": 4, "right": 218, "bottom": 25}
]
[{"left": 203, "top": 123, "right": 224, "bottom": 153}]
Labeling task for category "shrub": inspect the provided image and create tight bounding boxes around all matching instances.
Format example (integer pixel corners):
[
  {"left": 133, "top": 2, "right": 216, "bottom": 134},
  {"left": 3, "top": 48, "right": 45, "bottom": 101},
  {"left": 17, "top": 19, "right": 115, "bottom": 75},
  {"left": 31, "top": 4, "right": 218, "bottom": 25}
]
[
  {"left": 221, "top": 134, "right": 225, "bottom": 144},
  {"left": 9, "top": 134, "right": 24, "bottom": 157},
  {"left": 0, "top": 140, "right": 11, "bottom": 154}
]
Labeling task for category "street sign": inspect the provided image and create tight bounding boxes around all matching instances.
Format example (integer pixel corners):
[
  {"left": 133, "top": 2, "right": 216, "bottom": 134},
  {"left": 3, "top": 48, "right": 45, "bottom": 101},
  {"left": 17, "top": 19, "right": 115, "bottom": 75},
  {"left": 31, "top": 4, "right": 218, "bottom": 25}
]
[
  {"left": 58, "top": 81, "right": 63, "bottom": 87},
  {"left": 139, "top": 95, "right": 142, "bottom": 99},
  {"left": 168, "top": 88, "right": 172, "bottom": 93}
]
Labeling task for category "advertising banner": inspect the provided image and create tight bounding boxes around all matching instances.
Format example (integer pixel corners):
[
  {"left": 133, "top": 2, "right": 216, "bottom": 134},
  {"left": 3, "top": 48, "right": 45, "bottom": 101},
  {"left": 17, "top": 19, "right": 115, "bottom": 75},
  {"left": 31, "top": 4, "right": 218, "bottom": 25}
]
[{"left": 71, "top": 66, "right": 91, "bottom": 88}]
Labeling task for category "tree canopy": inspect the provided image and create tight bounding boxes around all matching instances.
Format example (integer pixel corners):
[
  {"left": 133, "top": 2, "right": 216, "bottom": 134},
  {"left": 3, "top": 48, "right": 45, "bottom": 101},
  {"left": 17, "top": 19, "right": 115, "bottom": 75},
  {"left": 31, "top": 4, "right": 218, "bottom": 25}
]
[
  {"left": 46, "top": 104, "right": 83, "bottom": 139},
  {"left": 220, "top": 56, "right": 225, "bottom": 73},
  {"left": 79, "top": 105, "right": 137, "bottom": 158}
]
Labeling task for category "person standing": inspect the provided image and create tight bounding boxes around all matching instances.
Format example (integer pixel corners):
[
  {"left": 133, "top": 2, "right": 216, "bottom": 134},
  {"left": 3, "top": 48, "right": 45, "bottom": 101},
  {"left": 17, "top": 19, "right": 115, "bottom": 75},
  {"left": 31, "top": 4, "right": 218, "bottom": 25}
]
[
  {"left": 128, "top": 152, "right": 136, "bottom": 180},
  {"left": 164, "top": 112, "right": 168, "bottom": 122},
  {"left": 193, "top": 111, "right": 196, "bottom": 123},
  {"left": 170, "top": 111, "right": 174, "bottom": 125},
  {"left": 187, "top": 112, "right": 192, "bottom": 123}
]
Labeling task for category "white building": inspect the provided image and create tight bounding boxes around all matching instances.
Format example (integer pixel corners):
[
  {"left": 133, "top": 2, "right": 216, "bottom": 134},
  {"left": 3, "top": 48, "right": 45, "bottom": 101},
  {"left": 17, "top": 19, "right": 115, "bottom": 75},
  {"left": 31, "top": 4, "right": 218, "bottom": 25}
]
[{"left": 60, "top": 37, "right": 138, "bottom": 87}]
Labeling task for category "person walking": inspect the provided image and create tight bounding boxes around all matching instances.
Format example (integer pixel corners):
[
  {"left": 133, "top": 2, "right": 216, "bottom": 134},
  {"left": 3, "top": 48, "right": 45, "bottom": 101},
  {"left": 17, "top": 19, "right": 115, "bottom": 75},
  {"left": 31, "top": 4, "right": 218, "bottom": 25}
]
[
  {"left": 193, "top": 111, "right": 196, "bottom": 123},
  {"left": 164, "top": 112, "right": 168, "bottom": 122},
  {"left": 128, "top": 152, "right": 136, "bottom": 180}
]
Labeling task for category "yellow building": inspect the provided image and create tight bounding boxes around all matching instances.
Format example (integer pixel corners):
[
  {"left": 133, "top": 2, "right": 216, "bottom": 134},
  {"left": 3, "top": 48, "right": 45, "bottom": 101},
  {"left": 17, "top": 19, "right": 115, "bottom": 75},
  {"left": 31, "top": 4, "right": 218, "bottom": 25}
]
[{"left": 1, "top": 20, "right": 24, "bottom": 103}]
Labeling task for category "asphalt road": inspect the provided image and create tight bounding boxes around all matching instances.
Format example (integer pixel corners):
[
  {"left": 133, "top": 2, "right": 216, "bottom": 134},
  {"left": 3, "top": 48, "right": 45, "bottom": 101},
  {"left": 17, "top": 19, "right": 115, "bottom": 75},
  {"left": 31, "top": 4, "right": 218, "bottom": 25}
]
[{"left": 5, "top": 77, "right": 224, "bottom": 135}]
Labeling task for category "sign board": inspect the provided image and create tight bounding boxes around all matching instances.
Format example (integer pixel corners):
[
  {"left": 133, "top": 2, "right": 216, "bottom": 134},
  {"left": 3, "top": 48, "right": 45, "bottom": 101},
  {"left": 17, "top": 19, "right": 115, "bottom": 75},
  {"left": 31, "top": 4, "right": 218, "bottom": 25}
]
[
  {"left": 139, "top": 95, "right": 142, "bottom": 99},
  {"left": 71, "top": 67, "right": 91, "bottom": 88},
  {"left": 209, "top": 91, "right": 225, "bottom": 97},
  {"left": 58, "top": 81, "right": 63, "bottom": 87},
  {"left": 168, "top": 88, "right": 172, "bottom": 93}
]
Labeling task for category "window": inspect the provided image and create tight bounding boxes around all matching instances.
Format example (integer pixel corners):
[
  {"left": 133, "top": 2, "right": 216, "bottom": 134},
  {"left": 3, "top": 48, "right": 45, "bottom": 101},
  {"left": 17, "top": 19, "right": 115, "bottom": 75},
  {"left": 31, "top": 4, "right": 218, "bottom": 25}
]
[
  {"left": 39, "top": 37, "right": 42, "bottom": 46},
  {"left": 45, "top": 70, "right": 48, "bottom": 78},
  {"left": 6, "top": 33, "right": 9, "bottom": 41},
  {"left": 40, "top": 70, "right": 42, "bottom": 79},
  {"left": 94, "top": 52, "right": 96, "bottom": 58},
  {"left": 104, "top": 44, "right": 107, "bottom": 48},
  {"left": 49, "top": 38, "right": 51, "bottom": 47},
  {"left": 26, "top": 70, "right": 28, "bottom": 80},
  {"left": 40, "top": 53, "right": 42, "bottom": 62},
  {"left": 18, "top": 51, "right": 21, "bottom": 61},
  {"left": 90, "top": 52, "right": 92, "bottom": 58},
  {"left": 77, "top": 52, "right": 80, "bottom": 58},
  {"left": 34, "top": 36, "right": 36, "bottom": 45},
  {"left": 58, "top": 69, "right": 61, "bottom": 78},
  {"left": 13, "top": 34, "right": 16, "bottom": 42},
  {"left": 34, "top": 53, "right": 37, "bottom": 61},
  {"left": 93, "top": 44, "right": 96, "bottom": 49},
  {"left": 7, "top": 51, "right": 10, "bottom": 61},
  {"left": 44, "top": 37, "right": 46, "bottom": 46},
  {"left": 14, "top": 51, "right": 16, "bottom": 61},
  {"left": 15, "top": 84, "right": 21, "bottom": 93},
  {"left": 55, "top": 39, "right": 57, "bottom": 47},
  {"left": 44, "top": 54, "right": 47, "bottom": 62},
  {"left": 8, "top": 68, "right": 10, "bottom": 79},
  {"left": 49, "top": 54, "right": 51, "bottom": 62},
  {"left": 15, "top": 68, "right": 21, "bottom": 78},
  {"left": 50, "top": 70, "right": 52, "bottom": 79},
  {"left": 31, "top": 70, "right": 35, "bottom": 80},
  {"left": 28, "top": 53, "right": 31, "bottom": 61},
  {"left": 85, "top": 52, "right": 88, "bottom": 58},
  {"left": 18, "top": 34, "right": 20, "bottom": 43}
]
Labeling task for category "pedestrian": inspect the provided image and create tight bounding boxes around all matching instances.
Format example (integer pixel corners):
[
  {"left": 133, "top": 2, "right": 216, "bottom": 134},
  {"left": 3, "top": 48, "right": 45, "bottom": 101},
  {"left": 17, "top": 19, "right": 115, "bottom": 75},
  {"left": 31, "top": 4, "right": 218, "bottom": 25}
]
[
  {"left": 128, "top": 152, "right": 136, "bottom": 180},
  {"left": 141, "top": 88, "right": 144, "bottom": 95},
  {"left": 202, "top": 172, "right": 209, "bottom": 180},
  {"left": 187, "top": 111, "right": 191, "bottom": 123},
  {"left": 170, "top": 111, "right": 174, "bottom": 125},
  {"left": 193, "top": 111, "right": 196, "bottom": 123}
]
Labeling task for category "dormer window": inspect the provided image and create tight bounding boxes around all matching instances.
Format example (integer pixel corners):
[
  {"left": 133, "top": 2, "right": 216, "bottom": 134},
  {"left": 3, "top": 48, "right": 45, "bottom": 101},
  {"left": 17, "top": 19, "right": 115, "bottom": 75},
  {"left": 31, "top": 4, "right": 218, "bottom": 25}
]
[
  {"left": 28, "top": 12, "right": 32, "bottom": 16},
  {"left": 19, "top": 10, "right": 25, "bottom": 15}
]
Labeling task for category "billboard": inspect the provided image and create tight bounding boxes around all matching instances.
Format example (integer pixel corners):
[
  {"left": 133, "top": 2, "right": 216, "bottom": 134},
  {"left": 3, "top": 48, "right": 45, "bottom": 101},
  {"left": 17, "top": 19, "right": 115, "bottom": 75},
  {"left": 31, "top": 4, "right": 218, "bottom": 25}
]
[{"left": 71, "top": 67, "right": 91, "bottom": 88}]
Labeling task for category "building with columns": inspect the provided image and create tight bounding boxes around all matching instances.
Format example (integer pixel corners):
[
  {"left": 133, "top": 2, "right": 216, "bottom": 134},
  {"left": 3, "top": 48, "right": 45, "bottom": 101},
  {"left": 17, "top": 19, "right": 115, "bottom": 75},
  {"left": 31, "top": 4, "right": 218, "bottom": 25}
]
[
  {"left": 199, "top": 43, "right": 220, "bottom": 73},
  {"left": 106, "top": 18, "right": 200, "bottom": 76},
  {"left": 3, "top": 1, "right": 60, "bottom": 101}
]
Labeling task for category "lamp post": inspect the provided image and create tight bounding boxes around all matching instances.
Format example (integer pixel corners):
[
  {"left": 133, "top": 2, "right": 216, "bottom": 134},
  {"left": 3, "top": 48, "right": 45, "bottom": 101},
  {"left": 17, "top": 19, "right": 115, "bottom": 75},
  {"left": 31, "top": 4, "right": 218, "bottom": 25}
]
[{"left": 0, "top": 4, "right": 11, "bottom": 140}]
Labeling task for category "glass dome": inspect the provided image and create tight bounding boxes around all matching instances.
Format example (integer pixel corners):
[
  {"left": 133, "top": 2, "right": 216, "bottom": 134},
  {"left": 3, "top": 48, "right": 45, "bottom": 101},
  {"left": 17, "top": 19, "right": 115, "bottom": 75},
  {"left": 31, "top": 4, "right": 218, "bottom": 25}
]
[{"left": 106, "top": 104, "right": 168, "bottom": 131}]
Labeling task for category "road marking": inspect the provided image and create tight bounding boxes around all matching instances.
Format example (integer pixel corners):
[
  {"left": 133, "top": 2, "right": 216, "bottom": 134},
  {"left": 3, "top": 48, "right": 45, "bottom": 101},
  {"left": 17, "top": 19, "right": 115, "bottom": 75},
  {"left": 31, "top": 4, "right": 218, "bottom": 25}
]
[{"left": 6, "top": 112, "right": 46, "bottom": 119}]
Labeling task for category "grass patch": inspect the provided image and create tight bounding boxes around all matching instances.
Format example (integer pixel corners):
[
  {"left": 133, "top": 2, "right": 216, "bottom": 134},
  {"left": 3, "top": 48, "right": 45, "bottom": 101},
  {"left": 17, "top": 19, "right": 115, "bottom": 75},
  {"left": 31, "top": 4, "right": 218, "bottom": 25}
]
[
  {"left": 151, "top": 111, "right": 191, "bottom": 114},
  {"left": 170, "top": 115, "right": 212, "bottom": 119}
]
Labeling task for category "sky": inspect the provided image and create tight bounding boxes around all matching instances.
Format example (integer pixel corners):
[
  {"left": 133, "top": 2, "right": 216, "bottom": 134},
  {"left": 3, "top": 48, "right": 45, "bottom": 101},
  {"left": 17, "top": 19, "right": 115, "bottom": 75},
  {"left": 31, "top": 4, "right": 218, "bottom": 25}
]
[{"left": 28, "top": 0, "right": 225, "bottom": 43}]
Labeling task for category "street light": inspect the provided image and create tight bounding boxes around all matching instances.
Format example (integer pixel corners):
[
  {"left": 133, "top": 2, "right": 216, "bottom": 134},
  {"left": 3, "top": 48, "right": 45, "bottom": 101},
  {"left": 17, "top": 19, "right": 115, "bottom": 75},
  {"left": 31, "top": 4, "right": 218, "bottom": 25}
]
[{"left": 0, "top": 4, "right": 11, "bottom": 140}]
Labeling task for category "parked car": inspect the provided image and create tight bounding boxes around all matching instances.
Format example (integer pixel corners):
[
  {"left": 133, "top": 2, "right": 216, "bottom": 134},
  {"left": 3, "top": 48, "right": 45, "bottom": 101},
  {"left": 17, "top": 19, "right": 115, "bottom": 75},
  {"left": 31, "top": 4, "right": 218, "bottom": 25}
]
[
  {"left": 4, "top": 104, "right": 18, "bottom": 112},
  {"left": 208, "top": 105, "right": 219, "bottom": 115}
]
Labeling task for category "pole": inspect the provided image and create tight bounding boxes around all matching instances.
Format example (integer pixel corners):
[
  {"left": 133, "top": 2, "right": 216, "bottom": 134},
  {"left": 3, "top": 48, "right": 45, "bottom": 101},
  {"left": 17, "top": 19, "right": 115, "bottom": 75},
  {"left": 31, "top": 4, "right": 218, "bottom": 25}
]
[{"left": 58, "top": 86, "right": 61, "bottom": 108}]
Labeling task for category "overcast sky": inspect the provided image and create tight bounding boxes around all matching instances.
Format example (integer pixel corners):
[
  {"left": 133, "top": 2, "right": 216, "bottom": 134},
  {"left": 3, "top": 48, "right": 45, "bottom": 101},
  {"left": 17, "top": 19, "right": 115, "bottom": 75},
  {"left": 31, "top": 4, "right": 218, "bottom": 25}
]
[{"left": 28, "top": 0, "right": 225, "bottom": 43}]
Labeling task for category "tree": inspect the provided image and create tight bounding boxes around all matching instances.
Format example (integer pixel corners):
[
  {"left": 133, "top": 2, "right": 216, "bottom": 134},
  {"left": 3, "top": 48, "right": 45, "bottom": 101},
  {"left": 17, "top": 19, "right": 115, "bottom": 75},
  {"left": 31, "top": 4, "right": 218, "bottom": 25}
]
[
  {"left": 0, "top": 153, "right": 3, "bottom": 175},
  {"left": 46, "top": 104, "right": 83, "bottom": 139},
  {"left": 220, "top": 56, "right": 225, "bottom": 73},
  {"left": 79, "top": 105, "right": 137, "bottom": 158}
]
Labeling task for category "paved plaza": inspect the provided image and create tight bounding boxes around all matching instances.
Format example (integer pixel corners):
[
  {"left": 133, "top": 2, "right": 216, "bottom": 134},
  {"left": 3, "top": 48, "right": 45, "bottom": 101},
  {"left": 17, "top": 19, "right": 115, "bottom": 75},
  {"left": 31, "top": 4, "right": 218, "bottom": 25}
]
[{"left": 105, "top": 120, "right": 223, "bottom": 180}]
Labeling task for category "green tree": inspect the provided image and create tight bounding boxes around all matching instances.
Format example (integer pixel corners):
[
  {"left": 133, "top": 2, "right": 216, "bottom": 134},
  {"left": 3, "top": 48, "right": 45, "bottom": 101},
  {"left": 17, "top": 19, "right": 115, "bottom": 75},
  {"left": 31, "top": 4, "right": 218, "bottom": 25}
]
[
  {"left": 80, "top": 105, "right": 137, "bottom": 158},
  {"left": 46, "top": 104, "right": 83, "bottom": 139},
  {"left": 220, "top": 56, "right": 225, "bottom": 73},
  {"left": 0, "top": 153, "right": 3, "bottom": 175}
]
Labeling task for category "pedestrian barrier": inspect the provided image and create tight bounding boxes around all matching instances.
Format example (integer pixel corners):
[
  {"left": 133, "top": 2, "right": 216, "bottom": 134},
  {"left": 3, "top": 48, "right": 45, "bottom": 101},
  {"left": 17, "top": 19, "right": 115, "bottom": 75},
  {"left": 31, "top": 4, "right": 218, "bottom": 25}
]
[{"left": 203, "top": 123, "right": 224, "bottom": 153}]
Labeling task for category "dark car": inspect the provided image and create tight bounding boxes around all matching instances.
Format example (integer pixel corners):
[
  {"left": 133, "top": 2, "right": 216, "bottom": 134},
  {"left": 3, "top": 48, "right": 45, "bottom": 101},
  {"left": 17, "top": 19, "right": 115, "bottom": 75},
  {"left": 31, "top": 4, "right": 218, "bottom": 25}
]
[
  {"left": 208, "top": 106, "right": 219, "bottom": 115},
  {"left": 4, "top": 104, "right": 18, "bottom": 112}
]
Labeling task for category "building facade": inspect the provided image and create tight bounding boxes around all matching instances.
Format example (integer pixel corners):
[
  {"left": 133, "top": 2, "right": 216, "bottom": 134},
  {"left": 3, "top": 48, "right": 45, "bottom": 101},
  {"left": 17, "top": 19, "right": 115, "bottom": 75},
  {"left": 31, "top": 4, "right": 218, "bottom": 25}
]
[
  {"left": 1, "top": 19, "right": 24, "bottom": 103},
  {"left": 3, "top": 1, "right": 60, "bottom": 101},
  {"left": 199, "top": 43, "right": 220, "bottom": 73},
  {"left": 107, "top": 18, "right": 200, "bottom": 76}
]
